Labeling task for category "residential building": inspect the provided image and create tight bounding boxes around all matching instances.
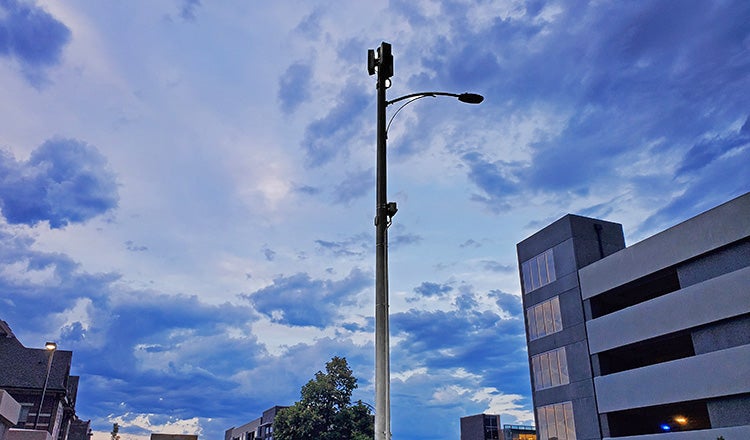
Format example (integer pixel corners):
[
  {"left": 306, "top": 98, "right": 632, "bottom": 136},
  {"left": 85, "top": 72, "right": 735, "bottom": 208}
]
[
  {"left": 0, "top": 322, "right": 78, "bottom": 440},
  {"left": 224, "top": 406, "right": 287, "bottom": 440},
  {"left": 460, "top": 413, "right": 501, "bottom": 440},
  {"left": 516, "top": 192, "right": 750, "bottom": 439}
]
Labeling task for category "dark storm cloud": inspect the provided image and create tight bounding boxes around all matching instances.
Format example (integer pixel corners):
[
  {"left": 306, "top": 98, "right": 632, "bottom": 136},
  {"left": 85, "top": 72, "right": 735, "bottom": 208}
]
[
  {"left": 278, "top": 62, "right": 312, "bottom": 114},
  {"left": 0, "top": 0, "right": 71, "bottom": 85},
  {"left": 301, "top": 83, "right": 370, "bottom": 167},
  {"left": 0, "top": 138, "right": 118, "bottom": 228},
  {"left": 243, "top": 268, "right": 370, "bottom": 328}
]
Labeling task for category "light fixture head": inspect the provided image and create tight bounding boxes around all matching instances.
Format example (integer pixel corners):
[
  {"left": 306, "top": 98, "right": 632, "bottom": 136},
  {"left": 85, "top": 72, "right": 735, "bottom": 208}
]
[
  {"left": 458, "top": 93, "right": 484, "bottom": 104},
  {"left": 45, "top": 341, "right": 57, "bottom": 351}
]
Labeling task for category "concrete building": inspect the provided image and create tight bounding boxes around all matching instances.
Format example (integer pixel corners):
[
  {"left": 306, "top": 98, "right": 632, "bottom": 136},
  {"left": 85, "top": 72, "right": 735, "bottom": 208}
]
[
  {"left": 460, "top": 413, "right": 501, "bottom": 440},
  {"left": 0, "top": 322, "right": 79, "bottom": 440},
  {"left": 224, "top": 406, "right": 287, "bottom": 440},
  {"left": 502, "top": 424, "right": 537, "bottom": 440},
  {"left": 516, "top": 192, "right": 750, "bottom": 440}
]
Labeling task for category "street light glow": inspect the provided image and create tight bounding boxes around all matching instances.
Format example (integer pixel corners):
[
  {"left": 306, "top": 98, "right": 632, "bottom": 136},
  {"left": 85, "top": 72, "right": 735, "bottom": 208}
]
[{"left": 45, "top": 342, "right": 57, "bottom": 351}]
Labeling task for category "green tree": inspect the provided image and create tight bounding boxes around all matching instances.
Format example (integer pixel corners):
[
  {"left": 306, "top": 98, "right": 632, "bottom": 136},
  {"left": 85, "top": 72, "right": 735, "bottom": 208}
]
[{"left": 273, "top": 356, "right": 374, "bottom": 440}]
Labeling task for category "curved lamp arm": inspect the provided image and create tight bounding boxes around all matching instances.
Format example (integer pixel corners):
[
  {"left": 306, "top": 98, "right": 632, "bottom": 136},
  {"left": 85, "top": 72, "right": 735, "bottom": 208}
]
[
  {"left": 386, "top": 91, "right": 484, "bottom": 106},
  {"left": 385, "top": 92, "right": 484, "bottom": 134}
]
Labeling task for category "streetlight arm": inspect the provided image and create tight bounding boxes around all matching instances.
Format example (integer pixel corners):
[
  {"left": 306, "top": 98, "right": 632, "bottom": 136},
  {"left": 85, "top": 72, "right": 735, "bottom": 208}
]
[{"left": 386, "top": 91, "right": 483, "bottom": 106}]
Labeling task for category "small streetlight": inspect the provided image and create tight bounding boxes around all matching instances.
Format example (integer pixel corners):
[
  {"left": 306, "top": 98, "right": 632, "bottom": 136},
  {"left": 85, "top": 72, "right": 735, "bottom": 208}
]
[
  {"left": 368, "top": 41, "right": 483, "bottom": 440},
  {"left": 34, "top": 341, "right": 57, "bottom": 430}
]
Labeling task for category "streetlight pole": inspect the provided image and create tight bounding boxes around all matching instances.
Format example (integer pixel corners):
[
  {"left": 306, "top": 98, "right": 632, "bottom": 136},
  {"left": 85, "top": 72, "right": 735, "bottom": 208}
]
[
  {"left": 367, "top": 42, "right": 483, "bottom": 440},
  {"left": 34, "top": 341, "right": 57, "bottom": 431}
]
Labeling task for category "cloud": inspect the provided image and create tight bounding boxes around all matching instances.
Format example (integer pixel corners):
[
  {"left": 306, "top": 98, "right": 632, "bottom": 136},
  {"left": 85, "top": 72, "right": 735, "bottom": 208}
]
[
  {"left": 0, "top": 138, "right": 119, "bottom": 228},
  {"left": 278, "top": 62, "right": 312, "bottom": 114},
  {"left": 489, "top": 290, "right": 522, "bottom": 317},
  {"left": 391, "top": 307, "right": 525, "bottom": 372},
  {"left": 459, "top": 239, "right": 482, "bottom": 248},
  {"left": 242, "top": 268, "right": 370, "bottom": 328},
  {"left": 398, "top": 1, "right": 750, "bottom": 217},
  {"left": 481, "top": 260, "right": 514, "bottom": 273},
  {"left": 461, "top": 152, "right": 521, "bottom": 210},
  {"left": 125, "top": 241, "right": 148, "bottom": 252},
  {"left": 262, "top": 246, "right": 276, "bottom": 261},
  {"left": 0, "top": 0, "right": 71, "bottom": 85},
  {"left": 178, "top": 0, "right": 201, "bottom": 21},
  {"left": 413, "top": 281, "right": 453, "bottom": 298},
  {"left": 332, "top": 168, "right": 373, "bottom": 204},
  {"left": 314, "top": 233, "right": 369, "bottom": 258},
  {"left": 301, "top": 82, "right": 370, "bottom": 167}
]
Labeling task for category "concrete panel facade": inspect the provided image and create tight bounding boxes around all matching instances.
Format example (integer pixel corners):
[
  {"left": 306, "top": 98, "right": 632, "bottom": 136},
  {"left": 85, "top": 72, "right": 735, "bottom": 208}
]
[
  {"left": 594, "top": 344, "right": 750, "bottom": 413},
  {"left": 602, "top": 424, "right": 750, "bottom": 440},
  {"left": 579, "top": 192, "right": 750, "bottom": 299},
  {"left": 585, "top": 266, "right": 750, "bottom": 354},
  {"left": 518, "top": 215, "right": 626, "bottom": 440},
  {"left": 517, "top": 192, "right": 750, "bottom": 439}
]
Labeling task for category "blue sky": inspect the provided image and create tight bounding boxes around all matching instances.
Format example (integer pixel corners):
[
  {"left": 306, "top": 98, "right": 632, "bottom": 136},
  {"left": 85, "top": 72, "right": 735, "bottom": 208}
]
[{"left": 1, "top": 1, "right": 748, "bottom": 439}]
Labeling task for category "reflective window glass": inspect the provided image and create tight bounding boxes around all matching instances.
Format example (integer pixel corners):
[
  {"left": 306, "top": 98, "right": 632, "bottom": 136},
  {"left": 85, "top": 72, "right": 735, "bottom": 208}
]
[
  {"left": 564, "top": 402, "right": 576, "bottom": 440},
  {"left": 527, "top": 308, "right": 538, "bottom": 340},
  {"left": 532, "top": 347, "right": 569, "bottom": 391},
  {"left": 522, "top": 248, "right": 557, "bottom": 293},
  {"left": 551, "top": 296, "right": 563, "bottom": 332},
  {"left": 527, "top": 296, "right": 563, "bottom": 341},
  {"left": 536, "top": 402, "right": 576, "bottom": 440},
  {"left": 545, "top": 406, "right": 557, "bottom": 439},
  {"left": 558, "top": 348, "right": 569, "bottom": 384},
  {"left": 537, "top": 407, "right": 548, "bottom": 440},
  {"left": 543, "top": 301, "right": 553, "bottom": 334}
]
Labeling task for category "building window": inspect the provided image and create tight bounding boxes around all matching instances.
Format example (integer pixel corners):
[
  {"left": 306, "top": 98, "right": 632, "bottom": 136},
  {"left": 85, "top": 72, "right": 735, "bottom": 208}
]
[
  {"left": 522, "top": 248, "right": 556, "bottom": 293},
  {"left": 532, "top": 347, "right": 569, "bottom": 390},
  {"left": 484, "top": 415, "right": 499, "bottom": 439},
  {"left": 526, "top": 296, "right": 563, "bottom": 340},
  {"left": 536, "top": 401, "right": 576, "bottom": 440}
]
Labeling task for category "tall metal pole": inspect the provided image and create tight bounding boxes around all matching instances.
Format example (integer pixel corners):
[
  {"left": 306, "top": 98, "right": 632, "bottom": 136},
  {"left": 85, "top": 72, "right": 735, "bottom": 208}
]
[
  {"left": 34, "top": 343, "right": 56, "bottom": 430},
  {"left": 368, "top": 42, "right": 481, "bottom": 440},
  {"left": 373, "top": 41, "right": 392, "bottom": 440}
]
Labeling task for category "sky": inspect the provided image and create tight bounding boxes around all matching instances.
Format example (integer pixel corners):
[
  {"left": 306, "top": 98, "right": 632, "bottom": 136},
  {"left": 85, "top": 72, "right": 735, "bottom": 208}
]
[{"left": 0, "top": 0, "right": 748, "bottom": 439}]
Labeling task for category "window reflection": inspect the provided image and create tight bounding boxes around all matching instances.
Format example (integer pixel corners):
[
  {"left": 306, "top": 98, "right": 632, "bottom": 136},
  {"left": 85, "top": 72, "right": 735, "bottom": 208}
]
[
  {"left": 531, "top": 347, "right": 569, "bottom": 391},
  {"left": 527, "top": 297, "right": 563, "bottom": 341},
  {"left": 522, "top": 248, "right": 556, "bottom": 293}
]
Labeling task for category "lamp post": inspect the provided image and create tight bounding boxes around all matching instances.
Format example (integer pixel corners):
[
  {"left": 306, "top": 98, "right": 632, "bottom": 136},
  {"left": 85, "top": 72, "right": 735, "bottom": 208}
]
[
  {"left": 34, "top": 341, "right": 57, "bottom": 430},
  {"left": 367, "top": 41, "right": 483, "bottom": 440}
]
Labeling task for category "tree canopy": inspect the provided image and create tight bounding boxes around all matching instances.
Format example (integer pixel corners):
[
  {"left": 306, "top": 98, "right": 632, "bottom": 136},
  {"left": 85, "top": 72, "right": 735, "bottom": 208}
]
[{"left": 273, "top": 356, "right": 374, "bottom": 440}]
